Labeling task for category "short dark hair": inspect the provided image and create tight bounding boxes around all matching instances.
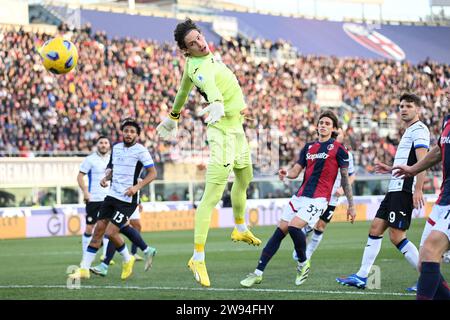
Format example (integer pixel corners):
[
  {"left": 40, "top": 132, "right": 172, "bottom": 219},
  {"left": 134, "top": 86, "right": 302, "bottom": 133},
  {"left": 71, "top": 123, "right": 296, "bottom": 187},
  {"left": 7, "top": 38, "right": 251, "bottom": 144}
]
[
  {"left": 174, "top": 18, "right": 200, "bottom": 50},
  {"left": 95, "top": 135, "right": 109, "bottom": 144},
  {"left": 400, "top": 93, "right": 421, "bottom": 107},
  {"left": 318, "top": 110, "right": 339, "bottom": 139},
  {"left": 120, "top": 118, "right": 141, "bottom": 135}
]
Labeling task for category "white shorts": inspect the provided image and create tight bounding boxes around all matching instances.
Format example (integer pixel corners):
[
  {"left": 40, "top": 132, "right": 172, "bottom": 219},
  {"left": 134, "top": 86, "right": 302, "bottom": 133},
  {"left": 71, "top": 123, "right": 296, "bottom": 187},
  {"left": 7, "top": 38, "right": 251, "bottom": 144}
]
[
  {"left": 329, "top": 195, "right": 339, "bottom": 207},
  {"left": 129, "top": 206, "right": 141, "bottom": 220},
  {"left": 281, "top": 195, "right": 328, "bottom": 228},
  {"left": 420, "top": 204, "right": 450, "bottom": 246}
]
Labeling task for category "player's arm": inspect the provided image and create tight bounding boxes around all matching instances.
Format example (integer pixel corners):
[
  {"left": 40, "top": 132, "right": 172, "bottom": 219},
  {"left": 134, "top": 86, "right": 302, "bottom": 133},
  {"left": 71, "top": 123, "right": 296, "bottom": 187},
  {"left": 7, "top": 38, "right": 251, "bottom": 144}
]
[
  {"left": 157, "top": 67, "right": 194, "bottom": 139},
  {"left": 340, "top": 167, "right": 356, "bottom": 223},
  {"left": 124, "top": 166, "right": 157, "bottom": 197},
  {"left": 100, "top": 152, "right": 113, "bottom": 187},
  {"left": 76, "top": 172, "right": 89, "bottom": 203},
  {"left": 278, "top": 163, "right": 303, "bottom": 181},
  {"left": 393, "top": 145, "right": 441, "bottom": 178},
  {"left": 172, "top": 67, "right": 195, "bottom": 115},
  {"left": 412, "top": 147, "right": 428, "bottom": 209}
]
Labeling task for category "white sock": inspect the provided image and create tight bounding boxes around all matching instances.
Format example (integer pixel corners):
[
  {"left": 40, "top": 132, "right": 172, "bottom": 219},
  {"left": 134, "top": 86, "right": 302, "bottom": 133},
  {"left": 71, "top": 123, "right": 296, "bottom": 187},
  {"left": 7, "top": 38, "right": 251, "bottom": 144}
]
[
  {"left": 102, "top": 237, "right": 109, "bottom": 257},
  {"left": 306, "top": 230, "right": 324, "bottom": 260},
  {"left": 356, "top": 235, "right": 383, "bottom": 278},
  {"left": 193, "top": 250, "right": 205, "bottom": 261},
  {"left": 254, "top": 269, "right": 263, "bottom": 276},
  {"left": 82, "top": 233, "right": 92, "bottom": 255},
  {"left": 236, "top": 223, "right": 248, "bottom": 232},
  {"left": 118, "top": 244, "right": 131, "bottom": 262},
  {"left": 397, "top": 239, "right": 419, "bottom": 271},
  {"left": 80, "top": 249, "right": 97, "bottom": 269}
]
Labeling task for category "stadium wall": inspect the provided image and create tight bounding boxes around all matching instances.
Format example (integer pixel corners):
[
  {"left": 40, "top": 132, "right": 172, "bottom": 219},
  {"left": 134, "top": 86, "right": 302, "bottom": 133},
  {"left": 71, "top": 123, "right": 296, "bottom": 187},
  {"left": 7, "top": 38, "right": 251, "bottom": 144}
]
[{"left": 0, "top": 195, "right": 438, "bottom": 239}]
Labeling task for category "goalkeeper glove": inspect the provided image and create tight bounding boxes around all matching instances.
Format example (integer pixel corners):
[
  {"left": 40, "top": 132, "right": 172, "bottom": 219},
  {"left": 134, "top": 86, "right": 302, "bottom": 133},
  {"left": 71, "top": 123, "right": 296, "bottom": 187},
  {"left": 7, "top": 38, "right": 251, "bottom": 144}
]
[
  {"left": 198, "top": 101, "right": 225, "bottom": 125},
  {"left": 156, "top": 112, "right": 179, "bottom": 140}
]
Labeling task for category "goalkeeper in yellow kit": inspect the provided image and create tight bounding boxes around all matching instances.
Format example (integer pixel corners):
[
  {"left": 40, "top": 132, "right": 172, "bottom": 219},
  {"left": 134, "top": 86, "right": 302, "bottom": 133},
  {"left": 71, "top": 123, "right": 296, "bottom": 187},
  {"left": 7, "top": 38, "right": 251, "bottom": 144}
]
[{"left": 156, "top": 18, "right": 261, "bottom": 287}]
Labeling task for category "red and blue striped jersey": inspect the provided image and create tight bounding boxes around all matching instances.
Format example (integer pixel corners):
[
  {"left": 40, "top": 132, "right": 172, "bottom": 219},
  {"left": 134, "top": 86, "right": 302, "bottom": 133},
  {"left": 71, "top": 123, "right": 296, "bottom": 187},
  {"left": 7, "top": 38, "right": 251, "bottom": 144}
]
[
  {"left": 296, "top": 138, "right": 349, "bottom": 201},
  {"left": 436, "top": 115, "right": 450, "bottom": 205}
]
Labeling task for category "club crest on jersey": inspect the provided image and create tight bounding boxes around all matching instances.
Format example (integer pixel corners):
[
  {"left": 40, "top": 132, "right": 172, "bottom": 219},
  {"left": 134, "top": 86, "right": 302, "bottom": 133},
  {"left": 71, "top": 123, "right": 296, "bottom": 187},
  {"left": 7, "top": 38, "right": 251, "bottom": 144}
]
[
  {"left": 327, "top": 144, "right": 334, "bottom": 151},
  {"left": 343, "top": 23, "right": 406, "bottom": 61},
  {"left": 197, "top": 74, "right": 204, "bottom": 82},
  {"left": 306, "top": 152, "right": 329, "bottom": 160}
]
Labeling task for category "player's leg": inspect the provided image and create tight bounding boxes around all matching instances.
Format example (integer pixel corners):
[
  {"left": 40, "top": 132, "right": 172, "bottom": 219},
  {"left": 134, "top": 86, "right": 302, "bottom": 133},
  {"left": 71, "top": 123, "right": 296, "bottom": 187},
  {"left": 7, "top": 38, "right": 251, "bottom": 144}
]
[
  {"left": 240, "top": 220, "right": 289, "bottom": 288},
  {"left": 305, "top": 207, "right": 333, "bottom": 260},
  {"left": 336, "top": 217, "right": 388, "bottom": 288},
  {"left": 69, "top": 218, "right": 108, "bottom": 279},
  {"left": 120, "top": 222, "right": 156, "bottom": 271},
  {"left": 82, "top": 202, "right": 101, "bottom": 256},
  {"left": 417, "top": 230, "right": 450, "bottom": 300},
  {"left": 91, "top": 235, "right": 116, "bottom": 276},
  {"left": 188, "top": 181, "right": 227, "bottom": 287},
  {"left": 105, "top": 222, "right": 135, "bottom": 280},
  {"left": 230, "top": 165, "right": 261, "bottom": 245},
  {"left": 389, "top": 227, "right": 419, "bottom": 271},
  {"left": 130, "top": 218, "right": 143, "bottom": 260},
  {"left": 289, "top": 214, "right": 312, "bottom": 286},
  {"left": 188, "top": 127, "right": 230, "bottom": 287}
]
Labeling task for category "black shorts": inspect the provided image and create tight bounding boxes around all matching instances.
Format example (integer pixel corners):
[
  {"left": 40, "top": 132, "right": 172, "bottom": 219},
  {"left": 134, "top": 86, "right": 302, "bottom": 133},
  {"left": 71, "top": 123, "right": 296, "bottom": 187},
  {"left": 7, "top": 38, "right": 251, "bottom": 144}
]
[
  {"left": 98, "top": 196, "right": 138, "bottom": 228},
  {"left": 85, "top": 201, "right": 103, "bottom": 225},
  {"left": 375, "top": 191, "right": 413, "bottom": 230},
  {"left": 320, "top": 205, "right": 336, "bottom": 223}
]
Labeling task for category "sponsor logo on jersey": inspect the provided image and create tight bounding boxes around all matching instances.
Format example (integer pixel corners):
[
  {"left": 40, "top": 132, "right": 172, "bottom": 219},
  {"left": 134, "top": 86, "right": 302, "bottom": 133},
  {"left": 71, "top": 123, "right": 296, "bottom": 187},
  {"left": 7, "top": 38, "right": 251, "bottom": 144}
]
[
  {"left": 306, "top": 152, "right": 329, "bottom": 160},
  {"left": 441, "top": 136, "right": 450, "bottom": 145}
]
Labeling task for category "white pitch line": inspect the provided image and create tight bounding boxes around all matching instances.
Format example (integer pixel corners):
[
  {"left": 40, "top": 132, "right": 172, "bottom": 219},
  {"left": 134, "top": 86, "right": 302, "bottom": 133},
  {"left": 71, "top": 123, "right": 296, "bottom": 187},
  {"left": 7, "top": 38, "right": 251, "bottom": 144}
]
[{"left": 0, "top": 284, "right": 415, "bottom": 297}]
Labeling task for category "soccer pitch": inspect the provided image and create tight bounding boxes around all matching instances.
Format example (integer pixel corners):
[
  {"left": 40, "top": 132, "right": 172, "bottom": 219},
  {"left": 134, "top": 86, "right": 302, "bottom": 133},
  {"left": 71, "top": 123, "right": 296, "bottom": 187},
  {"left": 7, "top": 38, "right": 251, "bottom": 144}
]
[{"left": 0, "top": 218, "right": 448, "bottom": 300}]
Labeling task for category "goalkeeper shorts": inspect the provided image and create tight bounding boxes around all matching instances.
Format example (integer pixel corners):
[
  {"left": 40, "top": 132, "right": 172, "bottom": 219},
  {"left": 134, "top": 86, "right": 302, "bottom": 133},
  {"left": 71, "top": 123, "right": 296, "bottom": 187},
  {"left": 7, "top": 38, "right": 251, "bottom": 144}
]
[{"left": 205, "top": 126, "right": 252, "bottom": 184}]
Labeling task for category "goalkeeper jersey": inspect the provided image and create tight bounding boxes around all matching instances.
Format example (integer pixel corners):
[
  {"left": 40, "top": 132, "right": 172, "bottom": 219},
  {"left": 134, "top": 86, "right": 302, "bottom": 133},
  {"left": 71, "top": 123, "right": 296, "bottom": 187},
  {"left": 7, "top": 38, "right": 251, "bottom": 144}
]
[{"left": 172, "top": 53, "right": 246, "bottom": 120}]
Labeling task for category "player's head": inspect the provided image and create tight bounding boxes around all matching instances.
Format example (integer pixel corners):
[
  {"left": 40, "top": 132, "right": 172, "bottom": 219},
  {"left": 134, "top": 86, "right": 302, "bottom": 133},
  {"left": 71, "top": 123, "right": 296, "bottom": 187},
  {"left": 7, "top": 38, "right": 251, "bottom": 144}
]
[
  {"left": 120, "top": 118, "right": 141, "bottom": 146},
  {"left": 174, "top": 18, "right": 210, "bottom": 57},
  {"left": 95, "top": 135, "right": 110, "bottom": 155},
  {"left": 399, "top": 93, "right": 421, "bottom": 124},
  {"left": 317, "top": 110, "right": 339, "bottom": 140}
]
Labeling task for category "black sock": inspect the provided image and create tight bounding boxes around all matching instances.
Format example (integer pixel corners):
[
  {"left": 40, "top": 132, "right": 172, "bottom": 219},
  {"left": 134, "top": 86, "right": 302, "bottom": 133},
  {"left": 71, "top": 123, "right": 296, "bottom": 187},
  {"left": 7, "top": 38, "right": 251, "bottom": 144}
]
[
  {"left": 433, "top": 274, "right": 450, "bottom": 300},
  {"left": 120, "top": 225, "right": 147, "bottom": 251},
  {"left": 256, "top": 228, "right": 286, "bottom": 272},
  {"left": 417, "top": 262, "right": 441, "bottom": 300},
  {"left": 288, "top": 226, "right": 307, "bottom": 263},
  {"left": 131, "top": 243, "right": 138, "bottom": 255},
  {"left": 103, "top": 239, "right": 116, "bottom": 265}
]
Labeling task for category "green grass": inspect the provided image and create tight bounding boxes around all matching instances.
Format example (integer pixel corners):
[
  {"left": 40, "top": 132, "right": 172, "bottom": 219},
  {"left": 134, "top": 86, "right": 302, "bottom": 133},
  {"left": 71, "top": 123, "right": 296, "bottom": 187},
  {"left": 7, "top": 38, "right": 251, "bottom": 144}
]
[{"left": 0, "top": 218, "right": 448, "bottom": 300}]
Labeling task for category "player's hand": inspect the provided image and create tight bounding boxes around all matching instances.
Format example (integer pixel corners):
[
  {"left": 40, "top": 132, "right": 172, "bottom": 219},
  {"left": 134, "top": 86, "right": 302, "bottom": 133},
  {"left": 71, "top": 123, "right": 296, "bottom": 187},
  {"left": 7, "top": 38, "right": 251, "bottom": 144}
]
[
  {"left": 413, "top": 190, "right": 425, "bottom": 209},
  {"left": 100, "top": 177, "right": 109, "bottom": 188},
  {"left": 83, "top": 191, "right": 90, "bottom": 204},
  {"left": 347, "top": 206, "right": 356, "bottom": 224},
  {"left": 198, "top": 102, "right": 225, "bottom": 125},
  {"left": 392, "top": 164, "right": 415, "bottom": 179},
  {"left": 124, "top": 185, "right": 139, "bottom": 197},
  {"left": 138, "top": 203, "right": 143, "bottom": 212},
  {"left": 374, "top": 160, "right": 392, "bottom": 174},
  {"left": 278, "top": 169, "right": 287, "bottom": 181},
  {"left": 156, "top": 117, "right": 178, "bottom": 140}
]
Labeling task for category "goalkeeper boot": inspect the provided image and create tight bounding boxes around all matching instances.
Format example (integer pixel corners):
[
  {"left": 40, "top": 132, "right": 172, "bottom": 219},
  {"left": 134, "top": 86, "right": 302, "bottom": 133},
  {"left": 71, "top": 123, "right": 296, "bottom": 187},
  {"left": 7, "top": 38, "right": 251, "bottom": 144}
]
[
  {"left": 188, "top": 258, "right": 210, "bottom": 287},
  {"left": 231, "top": 227, "right": 262, "bottom": 246}
]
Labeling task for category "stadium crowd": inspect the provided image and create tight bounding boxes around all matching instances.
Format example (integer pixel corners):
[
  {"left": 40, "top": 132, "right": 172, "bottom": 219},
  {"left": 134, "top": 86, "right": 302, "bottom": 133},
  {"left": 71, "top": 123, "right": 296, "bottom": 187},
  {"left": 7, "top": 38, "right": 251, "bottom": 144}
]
[{"left": 1, "top": 25, "right": 449, "bottom": 176}]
